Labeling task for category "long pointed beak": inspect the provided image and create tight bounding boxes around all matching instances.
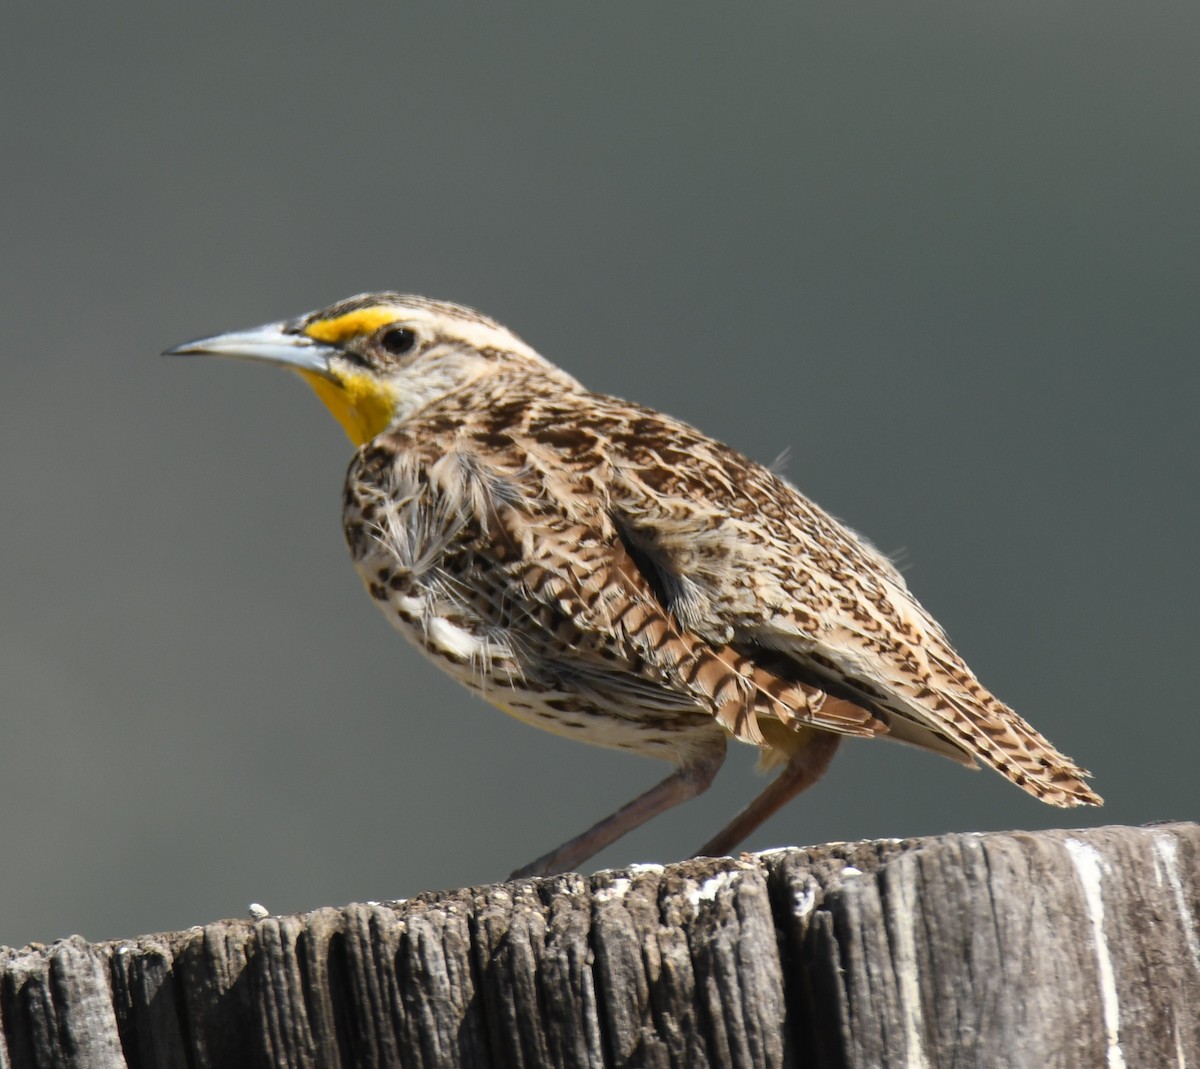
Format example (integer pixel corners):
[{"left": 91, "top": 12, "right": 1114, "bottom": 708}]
[{"left": 163, "top": 321, "right": 339, "bottom": 378}]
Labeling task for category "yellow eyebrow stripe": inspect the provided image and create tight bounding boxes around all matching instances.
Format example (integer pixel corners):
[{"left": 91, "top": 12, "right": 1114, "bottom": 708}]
[{"left": 303, "top": 307, "right": 398, "bottom": 344}]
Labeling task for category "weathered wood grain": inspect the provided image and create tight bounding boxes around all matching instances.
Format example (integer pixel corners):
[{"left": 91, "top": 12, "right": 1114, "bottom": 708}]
[{"left": 1, "top": 823, "right": 1196, "bottom": 1068}]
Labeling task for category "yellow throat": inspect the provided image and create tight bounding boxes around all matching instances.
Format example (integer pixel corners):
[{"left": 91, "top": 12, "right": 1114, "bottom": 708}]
[{"left": 297, "top": 369, "right": 400, "bottom": 447}]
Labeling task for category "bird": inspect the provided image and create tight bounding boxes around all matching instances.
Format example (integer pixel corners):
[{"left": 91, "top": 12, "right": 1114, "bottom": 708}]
[{"left": 166, "top": 293, "right": 1102, "bottom": 878}]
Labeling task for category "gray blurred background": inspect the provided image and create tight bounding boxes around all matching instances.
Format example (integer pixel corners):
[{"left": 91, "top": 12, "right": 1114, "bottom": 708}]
[{"left": 1, "top": 4, "right": 1196, "bottom": 949}]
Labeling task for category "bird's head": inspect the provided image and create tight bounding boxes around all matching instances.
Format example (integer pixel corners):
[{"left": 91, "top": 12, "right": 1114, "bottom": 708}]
[{"left": 165, "top": 293, "right": 572, "bottom": 445}]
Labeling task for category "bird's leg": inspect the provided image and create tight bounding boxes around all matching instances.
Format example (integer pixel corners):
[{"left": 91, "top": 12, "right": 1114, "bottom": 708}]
[
  {"left": 509, "top": 743, "right": 726, "bottom": 880},
  {"left": 693, "top": 729, "right": 841, "bottom": 860}
]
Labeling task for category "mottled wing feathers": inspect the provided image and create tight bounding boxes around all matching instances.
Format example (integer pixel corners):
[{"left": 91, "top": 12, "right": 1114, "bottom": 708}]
[
  {"left": 495, "top": 385, "right": 1098, "bottom": 807},
  {"left": 473, "top": 434, "right": 883, "bottom": 745},
  {"left": 353, "top": 372, "right": 1098, "bottom": 807},
  {"left": 586, "top": 395, "right": 1100, "bottom": 806},
  {"left": 352, "top": 416, "right": 884, "bottom": 755}
]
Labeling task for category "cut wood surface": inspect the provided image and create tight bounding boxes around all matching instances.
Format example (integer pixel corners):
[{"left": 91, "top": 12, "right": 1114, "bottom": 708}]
[{"left": 1, "top": 823, "right": 1196, "bottom": 1068}]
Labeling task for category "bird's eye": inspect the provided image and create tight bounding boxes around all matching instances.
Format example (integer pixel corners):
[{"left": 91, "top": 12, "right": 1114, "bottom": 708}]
[{"left": 380, "top": 327, "right": 417, "bottom": 356}]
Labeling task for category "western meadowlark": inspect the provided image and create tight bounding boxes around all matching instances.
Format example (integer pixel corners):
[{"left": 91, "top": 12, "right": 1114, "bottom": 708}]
[{"left": 167, "top": 293, "right": 1101, "bottom": 878}]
